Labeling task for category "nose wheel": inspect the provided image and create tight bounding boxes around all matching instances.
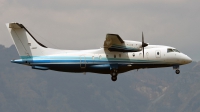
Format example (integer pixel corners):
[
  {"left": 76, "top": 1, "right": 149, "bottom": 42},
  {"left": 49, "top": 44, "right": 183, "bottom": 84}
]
[
  {"left": 173, "top": 65, "right": 180, "bottom": 74},
  {"left": 175, "top": 69, "right": 180, "bottom": 74},
  {"left": 110, "top": 69, "right": 118, "bottom": 81}
]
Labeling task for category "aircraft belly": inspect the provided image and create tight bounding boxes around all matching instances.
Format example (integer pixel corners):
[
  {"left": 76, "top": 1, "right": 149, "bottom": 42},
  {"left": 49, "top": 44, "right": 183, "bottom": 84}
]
[
  {"left": 35, "top": 64, "right": 80, "bottom": 72},
  {"left": 33, "top": 63, "right": 110, "bottom": 73},
  {"left": 31, "top": 61, "right": 173, "bottom": 74}
]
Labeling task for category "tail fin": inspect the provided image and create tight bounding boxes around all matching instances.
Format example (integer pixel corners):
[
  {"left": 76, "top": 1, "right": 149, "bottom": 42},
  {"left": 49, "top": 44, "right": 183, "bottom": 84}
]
[{"left": 6, "top": 23, "right": 47, "bottom": 58}]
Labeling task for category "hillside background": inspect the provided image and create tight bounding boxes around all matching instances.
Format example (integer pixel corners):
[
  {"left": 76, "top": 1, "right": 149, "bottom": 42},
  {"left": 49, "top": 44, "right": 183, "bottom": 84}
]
[{"left": 0, "top": 45, "right": 199, "bottom": 112}]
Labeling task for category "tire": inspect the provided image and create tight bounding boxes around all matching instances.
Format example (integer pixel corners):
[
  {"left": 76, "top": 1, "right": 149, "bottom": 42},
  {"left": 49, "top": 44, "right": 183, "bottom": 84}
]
[
  {"left": 175, "top": 70, "right": 180, "bottom": 74},
  {"left": 111, "top": 76, "right": 117, "bottom": 81}
]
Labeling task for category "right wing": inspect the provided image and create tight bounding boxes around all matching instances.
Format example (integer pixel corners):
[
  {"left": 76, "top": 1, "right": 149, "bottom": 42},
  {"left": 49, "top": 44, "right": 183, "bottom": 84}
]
[
  {"left": 104, "top": 34, "right": 141, "bottom": 52},
  {"left": 104, "top": 34, "right": 124, "bottom": 48}
]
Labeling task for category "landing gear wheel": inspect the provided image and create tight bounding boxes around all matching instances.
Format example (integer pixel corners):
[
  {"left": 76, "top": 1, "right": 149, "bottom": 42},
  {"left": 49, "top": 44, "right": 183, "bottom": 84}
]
[
  {"left": 111, "top": 76, "right": 117, "bottom": 81},
  {"left": 175, "top": 70, "right": 180, "bottom": 74},
  {"left": 110, "top": 69, "right": 118, "bottom": 81}
]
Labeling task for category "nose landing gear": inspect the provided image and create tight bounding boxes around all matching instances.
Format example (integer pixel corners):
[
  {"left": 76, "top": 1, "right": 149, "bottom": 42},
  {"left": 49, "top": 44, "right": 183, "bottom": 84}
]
[
  {"left": 110, "top": 69, "right": 118, "bottom": 81},
  {"left": 173, "top": 65, "right": 180, "bottom": 74}
]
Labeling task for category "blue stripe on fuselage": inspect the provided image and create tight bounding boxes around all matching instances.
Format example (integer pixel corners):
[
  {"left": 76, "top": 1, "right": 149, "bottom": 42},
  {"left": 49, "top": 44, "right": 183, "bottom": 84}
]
[{"left": 13, "top": 56, "right": 159, "bottom": 65}]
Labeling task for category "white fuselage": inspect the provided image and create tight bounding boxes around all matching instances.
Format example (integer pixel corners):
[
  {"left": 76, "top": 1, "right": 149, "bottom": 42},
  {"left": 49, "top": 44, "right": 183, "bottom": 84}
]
[
  {"left": 7, "top": 22, "right": 192, "bottom": 81},
  {"left": 13, "top": 44, "right": 191, "bottom": 74}
]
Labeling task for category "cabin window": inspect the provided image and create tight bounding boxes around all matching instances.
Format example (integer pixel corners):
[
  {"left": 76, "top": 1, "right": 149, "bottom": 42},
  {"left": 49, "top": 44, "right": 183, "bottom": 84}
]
[
  {"left": 114, "top": 55, "right": 116, "bottom": 58},
  {"left": 132, "top": 53, "right": 135, "bottom": 57},
  {"left": 146, "top": 52, "right": 149, "bottom": 56},
  {"left": 167, "top": 48, "right": 174, "bottom": 53},
  {"left": 157, "top": 52, "right": 159, "bottom": 55}
]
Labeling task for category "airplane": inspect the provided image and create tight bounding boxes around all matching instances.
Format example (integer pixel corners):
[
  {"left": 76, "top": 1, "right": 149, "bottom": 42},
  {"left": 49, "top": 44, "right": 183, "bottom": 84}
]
[{"left": 6, "top": 23, "right": 192, "bottom": 81}]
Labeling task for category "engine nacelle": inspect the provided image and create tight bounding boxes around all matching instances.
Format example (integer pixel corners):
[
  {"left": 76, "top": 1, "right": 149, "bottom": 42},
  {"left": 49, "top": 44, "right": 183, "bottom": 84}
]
[{"left": 108, "top": 40, "right": 143, "bottom": 52}]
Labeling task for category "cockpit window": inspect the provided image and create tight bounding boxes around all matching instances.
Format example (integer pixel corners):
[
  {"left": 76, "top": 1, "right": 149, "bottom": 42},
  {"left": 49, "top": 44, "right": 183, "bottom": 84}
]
[
  {"left": 173, "top": 49, "right": 180, "bottom": 53},
  {"left": 167, "top": 48, "right": 174, "bottom": 53},
  {"left": 167, "top": 48, "right": 180, "bottom": 53}
]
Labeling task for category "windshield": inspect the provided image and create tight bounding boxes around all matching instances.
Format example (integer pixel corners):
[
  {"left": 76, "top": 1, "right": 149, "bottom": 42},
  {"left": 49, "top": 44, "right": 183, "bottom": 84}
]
[
  {"left": 167, "top": 48, "right": 180, "bottom": 53},
  {"left": 173, "top": 49, "right": 180, "bottom": 53},
  {"left": 167, "top": 48, "right": 174, "bottom": 53}
]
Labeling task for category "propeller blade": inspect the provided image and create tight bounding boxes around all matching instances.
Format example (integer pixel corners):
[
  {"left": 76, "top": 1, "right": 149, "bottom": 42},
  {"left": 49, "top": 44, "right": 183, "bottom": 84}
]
[
  {"left": 142, "top": 32, "right": 144, "bottom": 58},
  {"left": 143, "top": 47, "right": 144, "bottom": 58},
  {"left": 142, "top": 32, "right": 144, "bottom": 44},
  {"left": 142, "top": 32, "right": 148, "bottom": 47},
  {"left": 141, "top": 32, "right": 148, "bottom": 58}
]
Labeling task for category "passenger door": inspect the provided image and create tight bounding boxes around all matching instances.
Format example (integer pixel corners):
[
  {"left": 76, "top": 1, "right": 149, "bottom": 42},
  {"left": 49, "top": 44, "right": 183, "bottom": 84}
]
[{"left": 80, "top": 55, "right": 86, "bottom": 69}]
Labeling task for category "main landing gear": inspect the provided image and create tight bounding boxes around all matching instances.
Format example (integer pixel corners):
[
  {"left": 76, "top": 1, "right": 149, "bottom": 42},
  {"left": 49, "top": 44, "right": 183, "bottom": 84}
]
[{"left": 110, "top": 69, "right": 118, "bottom": 81}]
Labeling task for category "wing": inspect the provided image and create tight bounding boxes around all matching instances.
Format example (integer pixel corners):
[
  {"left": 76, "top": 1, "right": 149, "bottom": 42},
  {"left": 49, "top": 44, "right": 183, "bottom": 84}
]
[
  {"left": 104, "top": 34, "right": 124, "bottom": 48},
  {"left": 104, "top": 34, "right": 141, "bottom": 52}
]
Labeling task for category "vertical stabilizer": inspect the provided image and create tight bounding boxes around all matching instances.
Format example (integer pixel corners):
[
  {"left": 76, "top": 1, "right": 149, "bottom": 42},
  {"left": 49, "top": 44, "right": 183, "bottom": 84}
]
[{"left": 6, "top": 23, "right": 47, "bottom": 58}]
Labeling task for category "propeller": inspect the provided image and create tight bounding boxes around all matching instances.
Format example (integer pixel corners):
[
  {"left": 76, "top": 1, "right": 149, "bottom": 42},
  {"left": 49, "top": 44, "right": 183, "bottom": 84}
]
[{"left": 142, "top": 32, "right": 148, "bottom": 58}]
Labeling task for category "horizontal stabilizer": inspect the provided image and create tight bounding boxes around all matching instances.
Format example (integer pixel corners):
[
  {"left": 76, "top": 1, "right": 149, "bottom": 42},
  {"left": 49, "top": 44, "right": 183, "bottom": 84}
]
[{"left": 8, "top": 23, "right": 22, "bottom": 29}]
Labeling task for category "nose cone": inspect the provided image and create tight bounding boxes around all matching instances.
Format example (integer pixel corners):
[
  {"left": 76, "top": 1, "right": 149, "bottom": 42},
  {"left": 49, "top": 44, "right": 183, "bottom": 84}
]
[
  {"left": 186, "top": 56, "right": 192, "bottom": 63},
  {"left": 183, "top": 55, "right": 192, "bottom": 64}
]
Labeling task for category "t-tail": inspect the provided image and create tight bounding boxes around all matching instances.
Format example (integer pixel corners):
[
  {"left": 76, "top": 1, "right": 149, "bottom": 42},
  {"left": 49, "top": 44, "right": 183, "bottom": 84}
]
[
  {"left": 6, "top": 22, "right": 62, "bottom": 66},
  {"left": 6, "top": 23, "right": 48, "bottom": 59}
]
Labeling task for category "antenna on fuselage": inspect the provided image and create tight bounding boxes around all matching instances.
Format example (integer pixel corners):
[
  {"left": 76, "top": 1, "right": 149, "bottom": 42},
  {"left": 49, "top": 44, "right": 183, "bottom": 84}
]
[{"left": 142, "top": 32, "right": 148, "bottom": 58}]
